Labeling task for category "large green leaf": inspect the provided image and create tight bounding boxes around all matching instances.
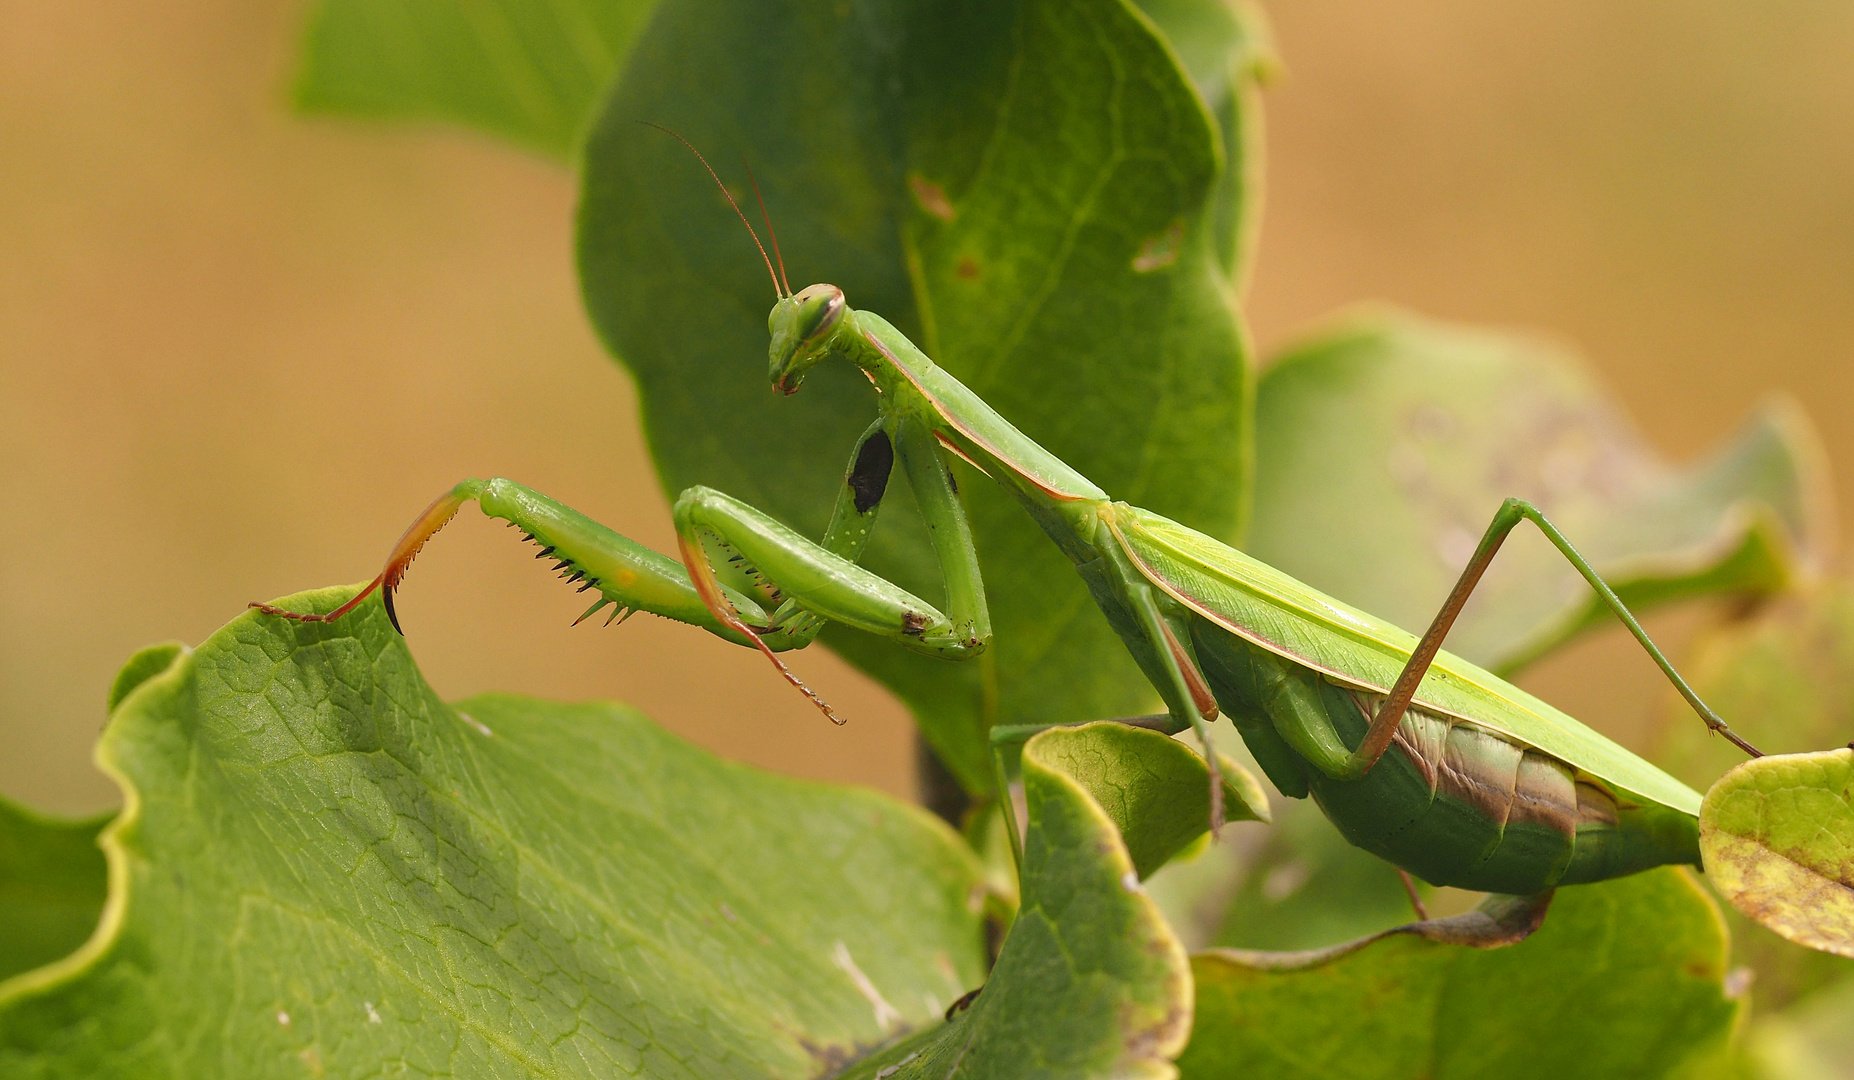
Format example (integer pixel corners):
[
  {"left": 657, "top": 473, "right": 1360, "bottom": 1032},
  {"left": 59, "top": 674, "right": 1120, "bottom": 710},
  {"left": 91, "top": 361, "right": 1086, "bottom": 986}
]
[
  {"left": 841, "top": 725, "right": 1193, "bottom": 1079},
  {"left": 293, "top": 0, "right": 658, "bottom": 158},
  {"left": 1179, "top": 868, "right": 1742, "bottom": 1080},
  {"left": 1020, "top": 722, "right": 1269, "bottom": 880},
  {"left": 0, "top": 586, "right": 994, "bottom": 1077},
  {"left": 0, "top": 801, "right": 107, "bottom": 986},
  {"left": 1248, "top": 308, "right": 1830, "bottom": 674},
  {"left": 1205, "top": 799, "right": 1424, "bottom": 953},
  {"left": 1129, "top": 0, "right": 1275, "bottom": 289},
  {"left": 577, "top": 0, "right": 1260, "bottom": 792},
  {"left": 1702, "top": 748, "right": 1854, "bottom": 959}
]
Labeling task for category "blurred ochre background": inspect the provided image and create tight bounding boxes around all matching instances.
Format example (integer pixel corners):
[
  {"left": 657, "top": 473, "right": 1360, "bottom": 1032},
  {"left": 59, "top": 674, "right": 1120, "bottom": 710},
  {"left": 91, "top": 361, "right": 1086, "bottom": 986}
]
[{"left": 2, "top": 0, "right": 1850, "bottom": 813}]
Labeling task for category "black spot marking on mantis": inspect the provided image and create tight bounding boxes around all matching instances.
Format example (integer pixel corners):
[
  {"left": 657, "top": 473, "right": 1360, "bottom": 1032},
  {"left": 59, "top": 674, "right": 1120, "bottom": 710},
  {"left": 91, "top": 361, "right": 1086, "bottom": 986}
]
[
  {"left": 848, "top": 429, "right": 893, "bottom": 514},
  {"left": 943, "top": 986, "right": 982, "bottom": 1021}
]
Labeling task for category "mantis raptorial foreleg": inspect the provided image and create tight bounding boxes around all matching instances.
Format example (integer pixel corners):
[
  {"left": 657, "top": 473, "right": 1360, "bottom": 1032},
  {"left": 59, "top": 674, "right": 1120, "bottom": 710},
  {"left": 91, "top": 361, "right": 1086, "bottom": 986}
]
[
  {"left": 257, "top": 415, "right": 993, "bottom": 722},
  {"left": 252, "top": 477, "right": 782, "bottom": 642},
  {"left": 671, "top": 415, "right": 989, "bottom": 662},
  {"left": 673, "top": 484, "right": 987, "bottom": 657}
]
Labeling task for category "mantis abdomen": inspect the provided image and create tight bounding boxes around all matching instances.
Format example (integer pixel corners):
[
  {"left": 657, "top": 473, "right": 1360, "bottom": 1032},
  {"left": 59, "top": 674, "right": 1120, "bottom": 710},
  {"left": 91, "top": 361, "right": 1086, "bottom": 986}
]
[{"left": 1193, "top": 625, "right": 1702, "bottom": 894}]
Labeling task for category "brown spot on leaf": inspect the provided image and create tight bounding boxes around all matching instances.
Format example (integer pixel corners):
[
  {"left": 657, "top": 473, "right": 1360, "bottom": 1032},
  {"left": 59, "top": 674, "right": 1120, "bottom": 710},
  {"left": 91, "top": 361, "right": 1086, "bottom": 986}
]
[
  {"left": 1132, "top": 221, "right": 1184, "bottom": 272},
  {"left": 796, "top": 1035, "right": 862, "bottom": 1076},
  {"left": 909, "top": 173, "right": 956, "bottom": 222},
  {"left": 955, "top": 256, "right": 980, "bottom": 279}
]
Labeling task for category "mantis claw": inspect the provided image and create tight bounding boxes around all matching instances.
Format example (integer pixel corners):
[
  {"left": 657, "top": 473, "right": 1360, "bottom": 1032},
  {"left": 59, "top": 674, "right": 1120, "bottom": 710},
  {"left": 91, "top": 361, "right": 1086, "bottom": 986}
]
[{"left": 383, "top": 586, "right": 403, "bottom": 635}]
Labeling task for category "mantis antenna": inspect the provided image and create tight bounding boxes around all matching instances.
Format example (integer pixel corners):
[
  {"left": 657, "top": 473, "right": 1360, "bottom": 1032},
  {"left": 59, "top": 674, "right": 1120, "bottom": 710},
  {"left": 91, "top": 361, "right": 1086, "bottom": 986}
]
[
  {"left": 640, "top": 125, "right": 847, "bottom": 724},
  {"left": 637, "top": 122, "right": 787, "bottom": 300},
  {"left": 742, "top": 158, "right": 792, "bottom": 297}
]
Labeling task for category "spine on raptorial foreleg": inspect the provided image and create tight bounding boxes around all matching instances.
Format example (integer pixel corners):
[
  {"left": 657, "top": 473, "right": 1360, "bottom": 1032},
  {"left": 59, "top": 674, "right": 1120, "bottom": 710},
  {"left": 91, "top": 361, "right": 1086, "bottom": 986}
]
[{"left": 472, "top": 478, "right": 780, "bottom": 646}]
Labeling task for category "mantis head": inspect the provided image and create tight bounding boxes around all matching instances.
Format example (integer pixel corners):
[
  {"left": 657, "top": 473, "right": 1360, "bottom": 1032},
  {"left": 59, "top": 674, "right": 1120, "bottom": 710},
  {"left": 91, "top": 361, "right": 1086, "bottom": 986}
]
[{"left": 768, "top": 283, "right": 847, "bottom": 394}]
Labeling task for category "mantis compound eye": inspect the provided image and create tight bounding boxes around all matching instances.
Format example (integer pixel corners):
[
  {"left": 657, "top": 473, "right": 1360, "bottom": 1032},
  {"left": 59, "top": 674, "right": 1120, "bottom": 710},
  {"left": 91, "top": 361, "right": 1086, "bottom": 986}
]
[
  {"left": 769, "top": 284, "right": 848, "bottom": 393},
  {"left": 792, "top": 283, "right": 845, "bottom": 344}
]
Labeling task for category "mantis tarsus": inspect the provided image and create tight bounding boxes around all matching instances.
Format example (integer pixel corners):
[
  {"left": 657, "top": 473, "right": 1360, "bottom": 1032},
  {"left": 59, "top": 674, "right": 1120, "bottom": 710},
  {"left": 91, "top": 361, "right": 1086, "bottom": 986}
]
[{"left": 258, "top": 135, "right": 1762, "bottom": 898}]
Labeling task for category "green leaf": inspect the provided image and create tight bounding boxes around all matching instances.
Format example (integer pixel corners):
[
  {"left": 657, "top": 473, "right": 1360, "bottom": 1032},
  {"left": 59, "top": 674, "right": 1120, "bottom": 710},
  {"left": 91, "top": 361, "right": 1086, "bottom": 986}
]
[
  {"left": 1701, "top": 748, "right": 1854, "bottom": 959},
  {"left": 0, "top": 800, "right": 108, "bottom": 986},
  {"left": 293, "top": 0, "right": 658, "bottom": 158},
  {"left": 842, "top": 725, "right": 1192, "bottom": 1079},
  {"left": 1023, "top": 722, "right": 1269, "bottom": 880},
  {"left": 0, "top": 587, "right": 991, "bottom": 1077},
  {"left": 1180, "top": 868, "right": 1742, "bottom": 1080},
  {"left": 1129, "top": 0, "right": 1276, "bottom": 286},
  {"left": 1742, "top": 974, "right": 1854, "bottom": 1080},
  {"left": 104, "top": 642, "right": 185, "bottom": 713},
  {"left": 577, "top": 0, "right": 1256, "bottom": 793},
  {"left": 1248, "top": 308, "right": 1830, "bottom": 674},
  {"left": 1207, "top": 798, "right": 1426, "bottom": 953}
]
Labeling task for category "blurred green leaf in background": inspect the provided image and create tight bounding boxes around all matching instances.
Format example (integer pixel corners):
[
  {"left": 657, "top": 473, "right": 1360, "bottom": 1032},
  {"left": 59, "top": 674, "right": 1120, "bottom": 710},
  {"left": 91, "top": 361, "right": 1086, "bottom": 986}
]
[
  {"left": 0, "top": 801, "right": 106, "bottom": 986},
  {"left": 1249, "top": 308, "right": 1830, "bottom": 675},
  {"left": 295, "top": 0, "right": 657, "bottom": 158}
]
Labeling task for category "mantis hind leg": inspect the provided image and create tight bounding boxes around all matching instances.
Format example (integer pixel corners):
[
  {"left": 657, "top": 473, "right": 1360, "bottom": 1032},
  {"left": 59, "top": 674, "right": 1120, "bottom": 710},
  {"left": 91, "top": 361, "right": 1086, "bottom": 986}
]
[{"left": 1353, "top": 496, "right": 1762, "bottom": 776}]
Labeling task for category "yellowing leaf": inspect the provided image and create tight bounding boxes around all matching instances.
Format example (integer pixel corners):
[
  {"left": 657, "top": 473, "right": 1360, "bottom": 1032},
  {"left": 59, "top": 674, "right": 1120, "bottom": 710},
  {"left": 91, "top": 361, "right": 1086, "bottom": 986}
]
[{"left": 1702, "top": 748, "right": 1854, "bottom": 958}]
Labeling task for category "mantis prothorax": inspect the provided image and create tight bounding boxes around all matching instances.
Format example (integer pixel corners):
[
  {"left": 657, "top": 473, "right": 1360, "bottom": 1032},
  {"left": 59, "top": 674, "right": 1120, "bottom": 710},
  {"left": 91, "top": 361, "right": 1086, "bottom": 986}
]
[{"left": 258, "top": 135, "right": 1762, "bottom": 897}]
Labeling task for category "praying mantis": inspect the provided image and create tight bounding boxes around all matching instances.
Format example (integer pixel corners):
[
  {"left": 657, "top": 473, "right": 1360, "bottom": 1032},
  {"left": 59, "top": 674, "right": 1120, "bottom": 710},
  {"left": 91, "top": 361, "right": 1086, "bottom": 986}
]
[{"left": 257, "top": 135, "right": 1764, "bottom": 898}]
